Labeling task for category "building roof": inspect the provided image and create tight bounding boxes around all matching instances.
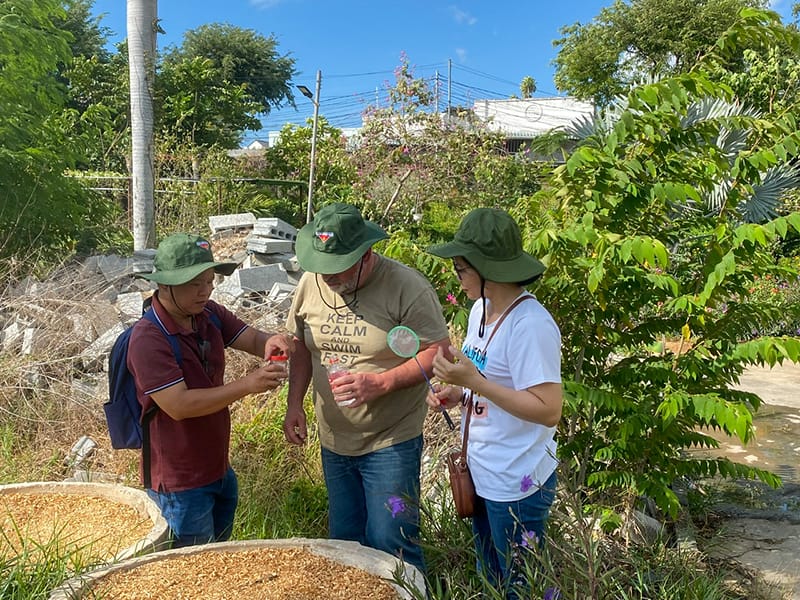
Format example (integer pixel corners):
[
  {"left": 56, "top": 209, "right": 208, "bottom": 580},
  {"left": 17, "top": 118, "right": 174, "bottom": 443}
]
[{"left": 472, "top": 97, "right": 594, "bottom": 139}]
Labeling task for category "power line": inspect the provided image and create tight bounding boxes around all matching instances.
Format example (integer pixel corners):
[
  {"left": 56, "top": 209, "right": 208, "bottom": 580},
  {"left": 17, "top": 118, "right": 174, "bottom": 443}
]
[{"left": 251, "top": 61, "right": 577, "bottom": 136}]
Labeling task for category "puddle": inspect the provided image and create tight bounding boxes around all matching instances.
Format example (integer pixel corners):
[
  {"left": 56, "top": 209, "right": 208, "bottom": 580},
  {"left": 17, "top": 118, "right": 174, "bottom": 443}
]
[{"left": 698, "top": 403, "right": 800, "bottom": 485}]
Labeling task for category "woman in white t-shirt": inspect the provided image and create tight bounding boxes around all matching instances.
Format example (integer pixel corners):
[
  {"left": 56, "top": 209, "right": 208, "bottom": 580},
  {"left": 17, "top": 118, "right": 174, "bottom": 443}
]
[{"left": 426, "top": 208, "right": 562, "bottom": 598}]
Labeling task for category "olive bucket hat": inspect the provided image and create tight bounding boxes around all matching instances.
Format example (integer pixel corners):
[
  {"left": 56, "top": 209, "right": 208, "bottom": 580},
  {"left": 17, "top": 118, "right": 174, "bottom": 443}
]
[
  {"left": 427, "top": 208, "right": 545, "bottom": 283},
  {"left": 295, "top": 203, "right": 389, "bottom": 274},
  {"left": 139, "top": 233, "right": 238, "bottom": 285}
]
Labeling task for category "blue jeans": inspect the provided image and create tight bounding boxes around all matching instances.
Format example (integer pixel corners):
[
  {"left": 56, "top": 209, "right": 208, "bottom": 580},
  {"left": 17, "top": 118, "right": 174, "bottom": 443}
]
[
  {"left": 473, "top": 470, "right": 557, "bottom": 597},
  {"left": 147, "top": 466, "right": 238, "bottom": 548},
  {"left": 321, "top": 435, "right": 425, "bottom": 574}
]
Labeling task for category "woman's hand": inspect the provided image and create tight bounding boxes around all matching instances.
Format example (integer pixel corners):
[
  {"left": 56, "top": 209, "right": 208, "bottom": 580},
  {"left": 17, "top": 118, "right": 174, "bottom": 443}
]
[
  {"left": 426, "top": 381, "right": 462, "bottom": 410},
  {"left": 431, "top": 345, "right": 481, "bottom": 390}
]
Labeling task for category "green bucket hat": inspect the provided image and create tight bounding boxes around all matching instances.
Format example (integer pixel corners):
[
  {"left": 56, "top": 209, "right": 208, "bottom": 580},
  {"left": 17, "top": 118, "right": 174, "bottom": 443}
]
[
  {"left": 427, "top": 208, "right": 545, "bottom": 283},
  {"left": 140, "top": 233, "right": 238, "bottom": 285},
  {"left": 295, "top": 203, "right": 389, "bottom": 274}
]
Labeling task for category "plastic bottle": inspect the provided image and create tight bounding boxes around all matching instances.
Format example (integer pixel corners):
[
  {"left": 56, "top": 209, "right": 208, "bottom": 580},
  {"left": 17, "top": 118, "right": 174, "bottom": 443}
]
[
  {"left": 326, "top": 358, "right": 355, "bottom": 406},
  {"left": 268, "top": 352, "right": 289, "bottom": 382}
]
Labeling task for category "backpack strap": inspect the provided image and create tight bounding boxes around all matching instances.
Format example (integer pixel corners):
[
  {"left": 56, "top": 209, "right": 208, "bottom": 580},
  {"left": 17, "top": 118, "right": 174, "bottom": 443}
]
[
  {"left": 139, "top": 308, "right": 181, "bottom": 491},
  {"left": 203, "top": 306, "right": 223, "bottom": 335}
]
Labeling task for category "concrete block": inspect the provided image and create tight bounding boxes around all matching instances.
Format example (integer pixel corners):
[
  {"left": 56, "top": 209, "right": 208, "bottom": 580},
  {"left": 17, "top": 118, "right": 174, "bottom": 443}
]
[
  {"left": 89, "top": 302, "right": 125, "bottom": 338},
  {"left": 249, "top": 251, "right": 296, "bottom": 266},
  {"left": 68, "top": 313, "right": 96, "bottom": 343},
  {"left": 208, "top": 212, "right": 256, "bottom": 233},
  {"left": 211, "top": 278, "right": 245, "bottom": 303},
  {"left": 1, "top": 319, "right": 26, "bottom": 352},
  {"left": 279, "top": 257, "right": 301, "bottom": 273},
  {"left": 253, "top": 217, "right": 298, "bottom": 241},
  {"left": 8, "top": 277, "right": 41, "bottom": 298},
  {"left": 92, "top": 284, "right": 120, "bottom": 304},
  {"left": 81, "top": 322, "right": 126, "bottom": 368},
  {"left": 132, "top": 249, "right": 156, "bottom": 274},
  {"left": 267, "top": 282, "right": 296, "bottom": 308},
  {"left": 245, "top": 237, "right": 295, "bottom": 254},
  {"left": 233, "top": 264, "right": 290, "bottom": 293},
  {"left": 116, "top": 292, "right": 144, "bottom": 321},
  {"left": 21, "top": 327, "right": 54, "bottom": 355},
  {"left": 97, "top": 255, "right": 135, "bottom": 282}
]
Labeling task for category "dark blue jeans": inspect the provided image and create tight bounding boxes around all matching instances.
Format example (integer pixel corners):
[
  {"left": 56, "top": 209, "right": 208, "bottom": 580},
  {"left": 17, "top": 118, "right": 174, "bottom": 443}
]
[
  {"left": 147, "top": 466, "right": 238, "bottom": 548},
  {"left": 321, "top": 435, "right": 425, "bottom": 574},
  {"left": 473, "top": 470, "right": 557, "bottom": 597}
]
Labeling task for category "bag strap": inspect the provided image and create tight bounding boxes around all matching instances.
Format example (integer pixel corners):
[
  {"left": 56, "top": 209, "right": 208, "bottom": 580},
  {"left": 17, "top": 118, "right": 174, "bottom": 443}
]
[{"left": 461, "top": 294, "right": 534, "bottom": 461}]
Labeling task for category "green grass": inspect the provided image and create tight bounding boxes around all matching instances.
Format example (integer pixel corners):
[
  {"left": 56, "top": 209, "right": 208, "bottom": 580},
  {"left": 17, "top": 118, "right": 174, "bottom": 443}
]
[{"left": 0, "top": 370, "right": 784, "bottom": 599}]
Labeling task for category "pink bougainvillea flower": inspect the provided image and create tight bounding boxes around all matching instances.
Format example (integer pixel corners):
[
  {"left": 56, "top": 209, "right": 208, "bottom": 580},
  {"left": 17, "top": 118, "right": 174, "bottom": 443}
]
[
  {"left": 386, "top": 495, "right": 406, "bottom": 519},
  {"left": 520, "top": 474, "right": 534, "bottom": 493},
  {"left": 446, "top": 293, "right": 458, "bottom": 305}
]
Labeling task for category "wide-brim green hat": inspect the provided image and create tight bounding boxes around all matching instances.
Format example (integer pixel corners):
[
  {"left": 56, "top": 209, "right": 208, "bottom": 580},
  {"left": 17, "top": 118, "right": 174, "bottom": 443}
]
[
  {"left": 427, "top": 208, "right": 545, "bottom": 283},
  {"left": 140, "top": 233, "right": 238, "bottom": 285},
  {"left": 296, "top": 203, "right": 389, "bottom": 274}
]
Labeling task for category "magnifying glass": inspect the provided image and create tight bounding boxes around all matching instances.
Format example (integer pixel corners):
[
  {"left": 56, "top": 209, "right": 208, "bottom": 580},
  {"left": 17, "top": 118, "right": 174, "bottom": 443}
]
[{"left": 387, "top": 325, "right": 455, "bottom": 430}]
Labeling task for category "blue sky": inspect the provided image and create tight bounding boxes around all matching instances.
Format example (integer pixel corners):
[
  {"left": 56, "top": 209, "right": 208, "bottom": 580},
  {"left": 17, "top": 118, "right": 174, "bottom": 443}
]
[{"left": 90, "top": 0, "right": 794, "bottom": 144}]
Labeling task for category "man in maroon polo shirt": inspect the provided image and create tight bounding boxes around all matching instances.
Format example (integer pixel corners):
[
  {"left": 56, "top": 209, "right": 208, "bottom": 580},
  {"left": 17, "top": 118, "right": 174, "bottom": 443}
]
[{"left": 128, "top": 233, "right": 293, "bottom": 547}]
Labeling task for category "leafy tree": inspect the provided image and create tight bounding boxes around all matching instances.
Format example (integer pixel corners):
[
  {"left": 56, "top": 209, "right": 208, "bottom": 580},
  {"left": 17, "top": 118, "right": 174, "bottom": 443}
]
[
  {"left": 56, "top": 1, "right": 130, "bottom": 173},
  {"left": 67, "top": 46, "right": 131, "bottom": 172},
  {"left": 157, "top": 56, "right": 262, "bottom": 150},
  {"left": 0, "top": 0, "right": 115, "bottom": 274},
  {"left": 350, "top": 55, "right": 548, "bottom": 230},
  {"left": 161, "top": 23, "right": 296, "bottom": 117},
  {"left": 553, "top": 0, "right": 766, "bottom": 106},
  {"left": 525, "top": 8, "right": 800, "bottom": 517},
  {"left": 263, "top": 118, "right": 356, "bottom": 208},
  {"left": 716, "top": 45, "right": 800, "bottom": 115},
  {"left": 58, "top": 0, "right": 110, "bottom": 61},
  {"left": 563, "top": 94, "right": 800, "bottom": 223}
]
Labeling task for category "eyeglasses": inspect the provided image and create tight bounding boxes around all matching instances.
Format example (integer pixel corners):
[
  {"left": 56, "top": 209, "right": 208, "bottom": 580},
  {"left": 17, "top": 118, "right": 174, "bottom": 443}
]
[{"left": 453, "top": 263, "right": 472, "bottom": 279}]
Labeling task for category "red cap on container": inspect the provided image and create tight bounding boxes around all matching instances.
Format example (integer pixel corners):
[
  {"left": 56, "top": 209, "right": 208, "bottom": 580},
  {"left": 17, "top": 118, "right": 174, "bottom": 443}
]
[{"left": 269, "top": 354, "right": 289, "bottom": 362}]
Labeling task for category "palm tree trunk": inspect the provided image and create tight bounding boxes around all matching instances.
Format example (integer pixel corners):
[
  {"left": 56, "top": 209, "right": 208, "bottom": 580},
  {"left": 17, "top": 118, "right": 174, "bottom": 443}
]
[{"left": 127, "top": 0, "right": 157, "bottom": 250}]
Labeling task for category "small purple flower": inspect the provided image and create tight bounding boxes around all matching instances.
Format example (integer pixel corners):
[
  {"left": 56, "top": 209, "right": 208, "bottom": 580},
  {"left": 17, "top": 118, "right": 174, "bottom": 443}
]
[
  {"left": 520, "top": 474, "right": 534, "bottom": 493},
  {"left": 543, "top": 587, "right": 562, "bottom": 600},
  {"left": 520, "top": 529, "right": 539, "bottom": 548},
  {"left": 386, "top": 495, "right": 406, "bottom": 519}
]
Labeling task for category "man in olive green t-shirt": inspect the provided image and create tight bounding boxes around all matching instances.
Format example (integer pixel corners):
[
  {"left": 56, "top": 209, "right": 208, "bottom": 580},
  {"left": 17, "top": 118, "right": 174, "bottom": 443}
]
[{"left": 283, "top": 203, "right": 450, "bottom": 576}]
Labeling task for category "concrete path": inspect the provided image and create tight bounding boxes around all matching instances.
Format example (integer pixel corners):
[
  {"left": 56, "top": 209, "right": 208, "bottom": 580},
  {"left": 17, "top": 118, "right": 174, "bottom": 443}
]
[
  {"left": 709, "top": 363, "right": 800, "bottom": 599},
  {"left": 737, "top": 363, "right": 800, "bottom": 410}
]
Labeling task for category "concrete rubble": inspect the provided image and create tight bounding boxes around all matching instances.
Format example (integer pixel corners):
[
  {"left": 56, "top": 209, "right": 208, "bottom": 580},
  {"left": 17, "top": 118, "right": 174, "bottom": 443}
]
[{"left": 0, "top": 211, "right": 302, "bottom": 416}]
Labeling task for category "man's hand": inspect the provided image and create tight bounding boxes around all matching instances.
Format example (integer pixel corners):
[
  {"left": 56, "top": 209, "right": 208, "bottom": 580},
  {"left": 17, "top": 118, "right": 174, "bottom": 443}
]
[
  {"left": 265, "top": 333, "right": 295, "bottom": 360},
  {"left": 330, "top": 372, "right": 386, "bottom": 408},
  {"left": 244, "top": 362, "right": 288, "bottom": 394},
  {"left": 283, "top": 405, "right": 308, "bottom": 445}
]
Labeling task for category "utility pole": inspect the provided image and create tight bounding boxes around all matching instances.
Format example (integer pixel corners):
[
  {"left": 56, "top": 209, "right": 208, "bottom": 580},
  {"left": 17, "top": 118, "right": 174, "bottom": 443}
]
[
  {"left": 447, "top": 58, "right": 452, "bottom": 117},
  {"left": 298, "top": 70, "right": 322, "bottom": 224}
]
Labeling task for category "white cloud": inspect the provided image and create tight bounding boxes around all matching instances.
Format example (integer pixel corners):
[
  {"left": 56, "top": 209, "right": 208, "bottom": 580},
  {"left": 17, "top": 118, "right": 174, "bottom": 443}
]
[
  {"left": 449, "top": 5, "right": 477, "bottom": 26},
  {"left": 455, "top": 48, "right": 467, "bottom": 63}
]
